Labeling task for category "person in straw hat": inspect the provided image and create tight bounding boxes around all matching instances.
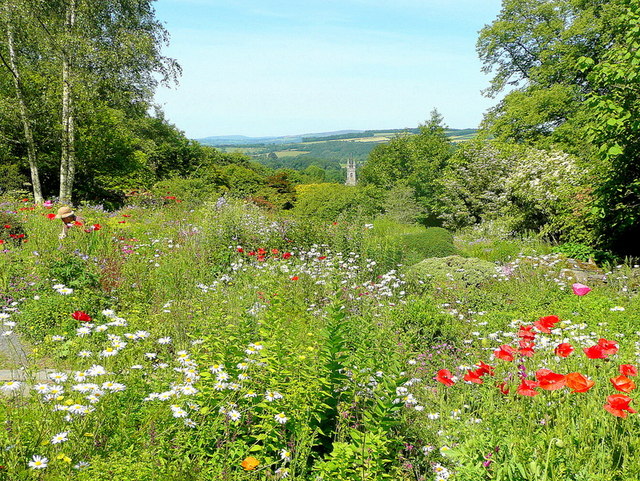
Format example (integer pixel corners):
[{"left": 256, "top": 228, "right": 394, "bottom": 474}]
[{"left": 55, "top": 206, "right": 85, "bottom": 239}]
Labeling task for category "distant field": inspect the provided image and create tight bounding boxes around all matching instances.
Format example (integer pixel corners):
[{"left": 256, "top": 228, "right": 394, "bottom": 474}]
[{"left": 274, "top": 150, "right": 310, "bottom": 157}]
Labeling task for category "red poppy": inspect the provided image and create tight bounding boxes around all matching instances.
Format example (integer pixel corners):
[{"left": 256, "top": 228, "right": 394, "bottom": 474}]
[
  {"left": 73, "top": 221, "right": 83, "bottom": 226},
  {"left": 534, "top": 315, "right": 560, "bottom": 334},
  {"left": 318, "top": 256, "right": 327, "bottom": 260},
  {"left": 565, "top": 372, "right": 595, "bottom": 393},
  {"left": 72, "top": 311, "right": 92, "bottom": 322},
  {"left": 271, "top": 249, "right": 279, "bottom": 254},
  {"left": 92, "top": 224, "right": 102, "bottom": 231},
  {"left": 463, "top": 369, "right": 483, "bottom": 384},
  {"left": 598, "top": 338, "right": 619, "bottom": 356},
  {"left": 257, "top": 248, "right": 266, "bottom": 255},
  {"left": 122, "top": 214, "right": 131, "bottom": 217},
  {"left": 518, "top": 341, "right": 535, "bottom": 357},
  {"left": 620, "top": 364, "right": 638, "bottom": 377},
  {"left": 0, "top": 240, "right": 4, "bottom": 245},
  {"left": 584, "top": 344, "right": 608, "bottom": 359},
  {"left": 535, "top": 369, "right": 566, "bottom": 390},
  {"left": 118, "top": 220, "right": 126, "bottom": 224},
  {"left": 611, "top": 375, "right": 636, "bottom": 393},
  {"left": 435, "top": 369, "right": 455, "bottom": 386},
  {"left": 475, "top": 361, "right": 495, "bottom": 377},
  {"left": 494, "top": 344, "right": 517, "bottom": 362},
  {"left": 282, "top": 252, "right": 292, "bottom": 259},
  {"left": 248, "top": 251, "right": 255, "bottom": 256},
  {"left": 237, "top": 247, "right": 244, "bottom": 253},
  {"left": 554, "top": 342, "right": 574, "bottom": 358},
  {"left": 603, "top": 394, "right": 637, "bottom": 418},
  {"left": 165, "top": 196, "right": 176, "bottom": 200},
  {"left": 46, "top": 213, "right": 56, "bottom": 219},
  {"left": 291, "top": 276, "right": 299, "bottom": 281},
  {"left": 518, "top": 325, "right": 536, "bottom": 341},
  {"left": 497, "top": 382, "right": 510, "bottom": 395},
  {"left": 517, "top": 379, "right": 539, "bottom": 396},
  {"left": 3, "top": 225, "right": 10, "bottom": 229}
]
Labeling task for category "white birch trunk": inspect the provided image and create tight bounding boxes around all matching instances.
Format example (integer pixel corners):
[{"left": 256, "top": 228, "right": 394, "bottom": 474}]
[{"left": 59, "top": 0, "right": 76, "bottom": 203}]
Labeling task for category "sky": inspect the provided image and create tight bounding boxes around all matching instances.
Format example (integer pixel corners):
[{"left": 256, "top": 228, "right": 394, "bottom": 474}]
[{"left": 152, "top": 0, "right": 504, "bottom": 139}]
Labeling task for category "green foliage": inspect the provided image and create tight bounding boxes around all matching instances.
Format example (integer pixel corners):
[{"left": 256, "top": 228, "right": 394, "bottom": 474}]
[
  {"left": 389, "top": 228, "right": 459, "bottom": 265},
  {"left": 45, "top": 254, "right": 100, "bottom": 290},
  {"left": 151, "top": 177, "right": 220, "bottom": 203}
]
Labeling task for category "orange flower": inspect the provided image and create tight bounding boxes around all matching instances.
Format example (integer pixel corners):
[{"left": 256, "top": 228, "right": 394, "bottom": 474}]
[
  {"left": 565, "top": 372, "right": 595, "bottom": 393},
  {"left": 241, "top": 457, "right": 260, "bottom": 471},
  {"left": 611, "top": 375, "right": 636, "bottom": 393}
]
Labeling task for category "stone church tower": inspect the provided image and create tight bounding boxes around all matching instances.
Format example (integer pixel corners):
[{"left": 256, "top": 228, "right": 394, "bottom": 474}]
[{"left": 345, "top": 158, "right": 357, "bottom": 186}]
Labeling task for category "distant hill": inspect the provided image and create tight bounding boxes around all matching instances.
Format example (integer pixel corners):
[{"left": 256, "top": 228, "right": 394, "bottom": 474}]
[
  {"left": 197, "top": 130, "right": 363, "bottom": 146},
  {"left": 196, "top": 128, "right": 477, "bottom": 147}
]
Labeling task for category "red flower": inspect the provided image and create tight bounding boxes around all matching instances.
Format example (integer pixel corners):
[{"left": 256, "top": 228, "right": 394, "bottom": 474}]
[
  {"left": 518, "top": 325, "right": 536, "bottom": 341},
  {"left": 497, "top": 382, "right": 510, "bottom": 395},
  {"left": 611, "top": 375, "right": 636, "bottom": 393},
  {"left": 248, "top": 251, "right": 255, "bottom": 256},
  {"left": 435, "top": 369, "right": 455, "bottom": 386},
  {"left": 72, "top": 311, "right": 92, "bottom": 322},
  {"left": 257, "top": 248, "right": 266, "bottom": 255},
  {"left": 517, "top": 379, "right": 539, "bottom": 396},
  {"left": 73, "top": 221, "right": 83, "bottom": 226},
  {"left": 0, "top": 240, "right": 4, "bottom": 245},
  {"left": 46, "top": 213, "right": 56, "bottom": 219},
  {"left": 554, "top": 342, "right": 574, "bottom": 358},
  {"left": 282, "top": 252, "right": 292, "bottom": 259},
  {"left": 92, "top": 224, "right": 102, "bottom": 231},
  {"left": 164, "top": 196, "right": 176, "bottom": 200},
  {"left": 3, "top": 225, "right": 10, "bottom": 229},
  {"left": 122, "top": 214, "right": 131, "bottom": 217},
  {"left": 237, "top": 247, "right": 244, "bottom": 253},
  {"left": 598, "top": 338, "right": 619, "bottom": 356},
  {"left": 620, "top": 364, "right": 638, "bottom": 377},
  {"left": 603, "top": 394, "right": 637, "bottom": 418},
  {"left": 118, "top": 220, "right": 126, "bottom": 224},
  {"left": 494, "top": 344, "right": 516, "bottom": 362},
  {"left": 271, "top": 249, "right": 279, "bottom": 254},
  {"left": 584, "top": 344, "right": 607, "bottom": 359},
  {"left": 565, "top": 372, "right": 595, "bottom": 393},
  {"left": 534, "top": 315, "right": 560, "bottom": 334},
  {"left": 318, "top": 256, "right": 327, "bottom": 260},
  {"left": 535, "top": 369, "right": 566, "bottom": 390},
  {"left": 463, "top": 369, "right": 484, "bottom": 384},
  {"left": 291, "top": 276, "right": 299, "bottom": 281},
  {"left": 475, "top": 361, "right": 495, "bottom": 377},
  {"left": 518, "top": 340, "right": 535, "bottom": 357}
]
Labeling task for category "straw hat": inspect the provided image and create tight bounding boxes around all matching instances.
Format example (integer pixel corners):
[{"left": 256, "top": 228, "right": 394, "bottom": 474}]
[{"left": 55, "top": 206, "right": 75, "bottom": 219}]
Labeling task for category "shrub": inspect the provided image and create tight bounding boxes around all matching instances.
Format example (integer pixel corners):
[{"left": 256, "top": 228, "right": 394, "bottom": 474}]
[
  {"left": 405, "top": 255, "right": 499, "bottom": 288},
  {"left": 389, "top": 227, "right": 459, "bottom": 265},
  {"left": 552, "top": 242, "right": 616, "bottom": 265}
]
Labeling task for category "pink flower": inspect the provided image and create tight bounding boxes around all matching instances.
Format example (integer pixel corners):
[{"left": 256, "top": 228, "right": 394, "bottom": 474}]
[{"left": 572, "top": 283, "right": 591, "bottom": 296}]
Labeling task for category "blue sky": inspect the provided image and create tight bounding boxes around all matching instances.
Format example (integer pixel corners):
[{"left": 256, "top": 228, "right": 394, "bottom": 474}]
[{"left": 152, "top": 0, "right": 503, "bottom": 138}]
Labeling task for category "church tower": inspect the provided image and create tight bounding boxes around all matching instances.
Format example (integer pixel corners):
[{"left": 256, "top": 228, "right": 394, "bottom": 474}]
[{"left": 345, "top": 158, "right": 357, "bottom": 186}]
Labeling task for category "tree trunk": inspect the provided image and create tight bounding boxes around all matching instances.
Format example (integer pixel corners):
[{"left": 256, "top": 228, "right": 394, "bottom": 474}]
[
  {"left": 59, "top": 0, "right": 76, "bottom": 203},
  {"left": 3, "top": 3, "right": 43, "bottom": 203}
]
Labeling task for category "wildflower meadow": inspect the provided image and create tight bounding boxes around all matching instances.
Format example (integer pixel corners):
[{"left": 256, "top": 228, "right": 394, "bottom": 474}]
[{"left": 0, "top": 195, "right": 639, "bottom": 481}]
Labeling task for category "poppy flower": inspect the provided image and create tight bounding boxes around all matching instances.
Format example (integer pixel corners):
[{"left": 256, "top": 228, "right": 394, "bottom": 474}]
[
  {"left": 241, "top": 456, "right": 260, "bottom": 471},
  {"left": 497, "top": 382, "right": 510, "bottom": 395},
  {"left": 518, "top": 325, "right": 536, "bottom": 341},
  {"left": 271, "top": 249, "right": 279, "bottom": 254},
  {"left": 257, "top": 248, "right": 266, "bottom": 255},
  {"left": 3, "top": 225, "right": 10, "bottom": 229},
  {"left": 572, "top": 283, "right": 591, "bottom": 296},
  {"left": 463, "top": 369, "right": 483, "bottom": 384},
  {"left": 620, "top": 364, "right": 638, "bottom": 377},
  {"left": 603, "top": 394, "right": 637, "bottom": 418},
  {"left": 318, "top": 256, "right": 327, "bottom": 260},
  {"left": 282, "top": 252, "right": 292, "bottom": 259},
  {"left": 611, "top": 375, "right": 636, "bottom": 393},
  {"left": 475, "top": 361, "right": 495, "bottom": 377},
  {"left": 534, "top": 315, "right": 560, "bottom": 334},
  {"left": 92, "top": 224, "right": 102, "bottom": 231},
  {"left": 517, "top": 379, "right": 539, "bottom": 396},
  {"left": 554, "top": 342, "right": 574, "bottom": 358},
  {"left": 435, "top": 369, "right": 455, "bottom": 387},
  {"left": 598, "top": 338, "right": 618, "bottom": 356},
  {"left": 237, "top": 247, "right": 244, "bottom": 253},
  {"left": 72, "top": 311, "right": 92, "bottom": 322},
  {"left": 584, "top": 344, "right": 607, "bottom": 359},
  {"left": 291, "top": 276, "right": 299, "bottom": 281},
  {"left": 0, "top": 240, "right": 4, "bottom": 245},
  {"left": 46, "top": 213, "right": 56, "bottom": 219},
  {"left": 518, "top": 341, "right": 535, "bottom": 357},
  {"left": 494, "top": 344, "right": 516, "bottom": 362},
  {"left": 565, "top": 372, "right": 595, "bottom": 393},
  {"left": 535, "top": 369, "right": 566, "bottom": 390}
]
